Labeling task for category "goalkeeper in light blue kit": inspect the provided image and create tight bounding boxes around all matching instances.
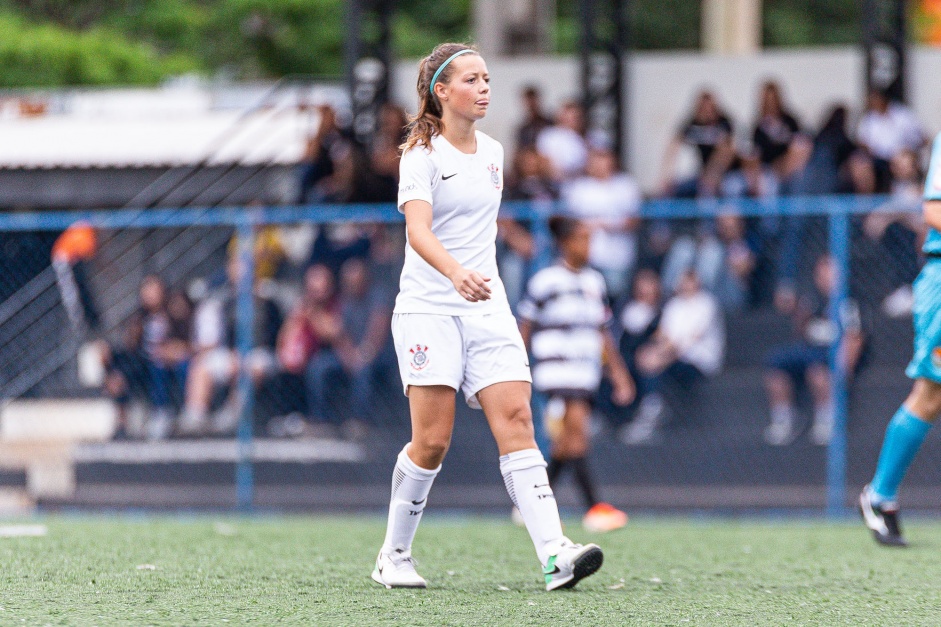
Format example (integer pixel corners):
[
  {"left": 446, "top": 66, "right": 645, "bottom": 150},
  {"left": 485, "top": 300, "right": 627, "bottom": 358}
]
[{"left": 859, "top": 133, "right": 941, "bottom": 546}]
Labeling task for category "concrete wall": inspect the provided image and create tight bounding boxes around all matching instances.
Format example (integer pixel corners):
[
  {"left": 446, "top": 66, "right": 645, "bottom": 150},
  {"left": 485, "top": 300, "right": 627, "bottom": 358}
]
[{"left": 394, "top": 46, "right": 941, "bottom": 193}]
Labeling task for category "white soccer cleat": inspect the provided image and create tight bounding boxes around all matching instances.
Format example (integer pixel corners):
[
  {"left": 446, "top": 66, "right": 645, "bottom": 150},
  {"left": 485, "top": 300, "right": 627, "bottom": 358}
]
[
  {"left": 371, "top": 550, "right": 427, "bottom": 589},
  {"left": 543, "top": 539, "right": 604, "bottom": 591}
]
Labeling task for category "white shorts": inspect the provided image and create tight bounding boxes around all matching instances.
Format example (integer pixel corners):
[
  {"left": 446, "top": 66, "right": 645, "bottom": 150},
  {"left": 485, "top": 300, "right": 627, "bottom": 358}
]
[{"left": 391, "top": 312, "right": 532, "bottom": 409}]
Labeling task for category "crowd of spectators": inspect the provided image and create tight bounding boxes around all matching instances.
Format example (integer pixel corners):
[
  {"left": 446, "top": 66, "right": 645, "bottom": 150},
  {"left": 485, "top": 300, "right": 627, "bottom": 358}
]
[{"left": 98, "top": 80, "right": 930, "bottom": 445}]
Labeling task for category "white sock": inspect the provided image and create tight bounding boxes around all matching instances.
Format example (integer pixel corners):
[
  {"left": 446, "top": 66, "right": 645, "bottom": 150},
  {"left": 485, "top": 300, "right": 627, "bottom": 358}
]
[
  {"left": 499, "top": 449, "right": 565, "bottom": 566},
  {"left": 380, "top": 444, "right": 440, "bottom": 555}
]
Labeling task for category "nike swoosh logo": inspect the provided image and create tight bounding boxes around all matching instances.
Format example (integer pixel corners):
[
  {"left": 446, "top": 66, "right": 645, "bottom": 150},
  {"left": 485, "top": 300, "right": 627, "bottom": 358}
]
[
  {"left": 411, "top": 498, "right": 426, "bottom": 506},
  {"left": 534, "top": 483, "right": 549, "bottom": 488},
  {"left": 442, "top": 173, "right": 458, "bottom": 180},
  {"left": 542, "top": 565, "right": 561, "bottom": 575}
]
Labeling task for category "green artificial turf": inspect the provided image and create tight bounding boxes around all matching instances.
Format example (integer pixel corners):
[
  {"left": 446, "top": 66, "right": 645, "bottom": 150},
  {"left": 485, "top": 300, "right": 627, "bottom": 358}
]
[{"left": 1, "top": 515, "right": 940, "bottom": 625}]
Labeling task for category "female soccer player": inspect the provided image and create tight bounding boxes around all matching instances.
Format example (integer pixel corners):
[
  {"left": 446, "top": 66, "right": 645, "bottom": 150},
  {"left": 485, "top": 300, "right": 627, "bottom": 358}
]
[
  {"left": 518, "top": 217, "right": 634, "bottom": 532},
  {"left": 372, "top": 43, "right": 603, "bottom": 591},
  {"left": 859, "top": 132, "right": 941, "bottom": 547}
]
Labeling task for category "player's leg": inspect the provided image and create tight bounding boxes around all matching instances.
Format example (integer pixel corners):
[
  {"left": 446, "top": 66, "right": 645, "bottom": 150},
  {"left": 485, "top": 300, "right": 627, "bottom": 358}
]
[
  {"left": 763, "top": 345, "right": 803, "bottom": 445},
  {"left": 861, "top": 378, "right": 941, "bottom": 546},
  {"left": 477, "top": 381, "right": 603, "bottom": 590},
  {"left": 373, "top": 385, "right": 455, "bottom": 588},
  {"left": 556, "top": 397, "right": 628, "bottom": 532},
  {"left": 374, "top": 313, "right": 463, "bottom": 588},
  {"left": 806, "top": 362, "right": 834, "bottom": 445}
]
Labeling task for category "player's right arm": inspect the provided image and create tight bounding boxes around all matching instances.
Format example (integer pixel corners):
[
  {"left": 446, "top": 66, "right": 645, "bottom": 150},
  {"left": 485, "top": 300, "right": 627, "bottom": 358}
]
[{"left": 403, "top": 199, "right": 491, "bottom": 302}]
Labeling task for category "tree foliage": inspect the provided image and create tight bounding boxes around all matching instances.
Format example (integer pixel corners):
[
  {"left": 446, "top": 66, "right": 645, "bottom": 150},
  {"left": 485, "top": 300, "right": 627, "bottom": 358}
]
[{"left": 0, "top": 0, "right": 873, "bottom": 88}]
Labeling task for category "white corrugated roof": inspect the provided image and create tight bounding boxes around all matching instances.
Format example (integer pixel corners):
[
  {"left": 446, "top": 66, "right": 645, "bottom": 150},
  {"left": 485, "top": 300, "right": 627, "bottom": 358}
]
[{"left": 0, "top": 83, "right": 337, "bottom": 168}]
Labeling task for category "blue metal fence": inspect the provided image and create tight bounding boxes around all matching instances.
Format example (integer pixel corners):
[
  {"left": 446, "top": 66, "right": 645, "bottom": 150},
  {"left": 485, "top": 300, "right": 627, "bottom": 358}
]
[{"left": 0, "top": 194, "right": 901, "bottom": 513}]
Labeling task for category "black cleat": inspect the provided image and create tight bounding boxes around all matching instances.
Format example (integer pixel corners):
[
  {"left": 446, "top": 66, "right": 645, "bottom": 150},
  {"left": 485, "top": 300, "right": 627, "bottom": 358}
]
[{"left": 859, "top": 485, "right": 907, "bottom": 547}]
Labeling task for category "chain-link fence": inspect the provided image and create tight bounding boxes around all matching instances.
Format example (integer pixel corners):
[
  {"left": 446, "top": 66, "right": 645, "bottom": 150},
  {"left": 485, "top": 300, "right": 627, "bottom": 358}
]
[{"left": 0, "top": 197, "right": 932, "bottom": 513}]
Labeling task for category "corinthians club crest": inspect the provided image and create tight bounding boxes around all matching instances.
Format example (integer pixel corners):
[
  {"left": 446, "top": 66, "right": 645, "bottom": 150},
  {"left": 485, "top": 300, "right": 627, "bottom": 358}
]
[
  {"left": 409, "top": 344, "right": 429, "bottom": 371},
  {"left": 487, "top": 163, "right": 502, "bottom": 190}
]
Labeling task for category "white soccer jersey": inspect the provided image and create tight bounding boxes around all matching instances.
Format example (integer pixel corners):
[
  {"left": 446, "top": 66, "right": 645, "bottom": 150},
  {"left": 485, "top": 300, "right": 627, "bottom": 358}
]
[
  {"left": 518, "top": 263, "right": 610, "bottom": 395},
  {"left": 395, "top": 131, "right": 509, "bottom": 315}
]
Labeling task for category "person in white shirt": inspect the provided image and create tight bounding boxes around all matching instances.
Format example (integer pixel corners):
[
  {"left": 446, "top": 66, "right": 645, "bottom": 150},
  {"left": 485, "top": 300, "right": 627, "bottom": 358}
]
[
  {"left": 372, "top": 43, "right": 603, "bottom": 593},
  {"left": 857, "top": 89, "right": 926, "bottom": 192},
  {"left": 562, "top": 147, "right": 642, "bottom": 299},
  {"left": 536, "top": 101, "right": 588, "bottom": 180},
  {"left": 620, "top": 269, "right": 725, "bottom": 445},
  {"left": 518, "top": 216, "right": 634, "bottom": 533}
]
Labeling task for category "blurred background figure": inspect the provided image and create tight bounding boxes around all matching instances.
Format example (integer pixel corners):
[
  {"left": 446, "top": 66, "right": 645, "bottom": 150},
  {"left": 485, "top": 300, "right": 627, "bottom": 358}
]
[
  {"left": 536, "top": 100, "right": 588, "bottom": 180},
  {"left": 856, "top": 89, "right": 926, "bottom": 193},
  {"left": 620, "top": 269, "right": 725, "bottom": 445},
  {"left": 178, "top": 255, "right": 281, "bottom": 438},
  {"left": 562, "top": 147, "right": 642, "bottom": 301},
  {"left": 763, "top": 256, "right": 868, "bottom": 446},
  {"left": 658, "top": 90, "right": 736, "bottom": 198},
  {"left": 515, "top": 85, "right": 553, "bottom": 151},
  {"left": 518, "top": 216, "right": 634, "bottom": 532},
  {"left": 304, "top": 257, "right": 393, "bottom": 440}
]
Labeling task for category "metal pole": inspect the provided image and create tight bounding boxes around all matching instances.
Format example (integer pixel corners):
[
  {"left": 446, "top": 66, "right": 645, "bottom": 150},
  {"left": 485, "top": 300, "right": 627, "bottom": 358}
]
[
  {"left": 826, "top": 203, "right": 850, "bottom": 517},
  {"left": 234, "top": 210, "right": 258, "bottom": 511}
]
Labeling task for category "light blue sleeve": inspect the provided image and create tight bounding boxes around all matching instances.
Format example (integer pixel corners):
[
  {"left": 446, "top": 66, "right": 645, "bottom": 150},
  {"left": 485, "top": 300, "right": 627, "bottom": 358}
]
[{"left": 923, "top": 133, "right": 941, "bottom": 201}]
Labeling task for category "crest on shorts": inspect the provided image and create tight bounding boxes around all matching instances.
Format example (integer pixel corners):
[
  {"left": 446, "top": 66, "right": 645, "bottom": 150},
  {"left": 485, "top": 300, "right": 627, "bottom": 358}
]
[
  {"left": 487, "top": 163, "right": 502, "bottom": 189},
  {"left": 409, "top": 345, "right": 429, "bottom": 371}
]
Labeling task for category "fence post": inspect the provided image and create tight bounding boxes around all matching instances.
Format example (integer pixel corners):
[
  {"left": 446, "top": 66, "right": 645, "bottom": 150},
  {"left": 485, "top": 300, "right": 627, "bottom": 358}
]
[
  {"left": 826, "top": 202, "right": 850, "bottom": 517},
  {"left": 234, "top": 209, "right": 258, "bottom": 511},
  {"left": 528, "top": 199, "right": 556, "bottom": 457}
]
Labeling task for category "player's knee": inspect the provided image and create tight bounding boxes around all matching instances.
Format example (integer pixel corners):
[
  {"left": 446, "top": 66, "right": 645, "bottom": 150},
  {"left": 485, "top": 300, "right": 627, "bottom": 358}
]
[
  {"left": 412, "top": 436, "right": 450, "bottom": 466},
  {"left": 907, "top": 379, "right": 941, "bottom": 420}
]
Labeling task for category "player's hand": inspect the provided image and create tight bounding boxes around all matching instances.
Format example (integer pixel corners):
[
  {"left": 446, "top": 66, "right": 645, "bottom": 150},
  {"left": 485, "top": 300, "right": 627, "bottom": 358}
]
[
  {"left": 611, "top": 375, "right": 635, "bottom": 407},
  {"left": 450, "top": 267, "right": 491, "bottom": 302}
]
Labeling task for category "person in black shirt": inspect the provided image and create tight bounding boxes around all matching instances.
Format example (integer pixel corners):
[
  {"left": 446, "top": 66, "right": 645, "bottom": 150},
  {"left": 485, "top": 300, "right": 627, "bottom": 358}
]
[
  {"left": 752, "top": 81, "right": 801, "bottom": 175},
  {"left": 659, "top": 91, "right": 736, "bottom": 198}
]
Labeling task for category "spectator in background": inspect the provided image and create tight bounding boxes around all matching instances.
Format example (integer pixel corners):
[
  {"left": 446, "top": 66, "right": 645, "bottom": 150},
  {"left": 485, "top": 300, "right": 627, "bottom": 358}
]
[
  {"left": 536, "top": 100, "right": 588, "bottom": 180},
  {"left": 619, "top": 269, "right": 724, "bottom": 445},
  {"left": 776, "top": 105, "right": 858, "bottom": 312},
  {"left": 305, "top": 257, "right": 393, "bottom": 440},
  {"left": 763, "top": 255, "right": 867, "bottom": 446},
  {"left": 661, "top": 212, "right": 757, "bottom": 311},
  {"left": 752, "top": 81, "right": 802, "bottom": 181},
  {"left": 659, "top": 90, "right": 736, "bottom": 198},
  {"left": 618, "top": 268, "right": 664, "bottom": 386},
  {"left": 266, "top": 264, "right": 340, "bottom": 437},
  {"left": 298, "top": 104, "right": 346, "bottom": 203},
  {"left": 864, "top": 149, "right": 925, "bottom": 318},
  {"left": 366, "top": 103, "right": 408, "bottom": 202},
  {"left": 132, "top": 275, "right": 177, "bottom": 440},
  {"left": 562, "top": 147, "right": 642, "bottom": 300},
  {"left": 51, "top": 222, "right": 100, "bottom": 332},
  {"left": 498, "top": 146, "right": 559, "bottom": 307},
  {"left": 856, "top": 89, "right": 926, "bottom": 192},
  {"left": 100, "top": 315, "right": 149, "bottom": 440},
  {"left": 515, "top": 85, "right": 553, "bottom": 150},
  {"left": 177, "top": 256, "right": 282, "bottom": 437}
]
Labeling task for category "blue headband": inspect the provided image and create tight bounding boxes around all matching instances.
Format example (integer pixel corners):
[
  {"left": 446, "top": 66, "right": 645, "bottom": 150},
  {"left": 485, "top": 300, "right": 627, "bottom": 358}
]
[{"left": 430, "top": 49, "right": 475, "bottom": 96}]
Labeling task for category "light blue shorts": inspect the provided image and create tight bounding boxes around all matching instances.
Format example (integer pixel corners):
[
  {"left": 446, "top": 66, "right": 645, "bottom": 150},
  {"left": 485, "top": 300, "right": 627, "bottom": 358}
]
[{"left": 906, "top": 259, "right": 941, "bottom": 383}]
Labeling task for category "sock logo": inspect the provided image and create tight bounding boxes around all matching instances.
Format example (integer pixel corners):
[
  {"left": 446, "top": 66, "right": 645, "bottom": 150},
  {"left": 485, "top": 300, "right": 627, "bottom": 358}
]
[
  {"left": 411, "top": 498, "right": 426, "bottom": 506},
  {"left": 408, "top": 510, "right": 422, "bottom": 516},
  {"left": 533, "top": 484, "right": 549, "bottom": 488}
]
